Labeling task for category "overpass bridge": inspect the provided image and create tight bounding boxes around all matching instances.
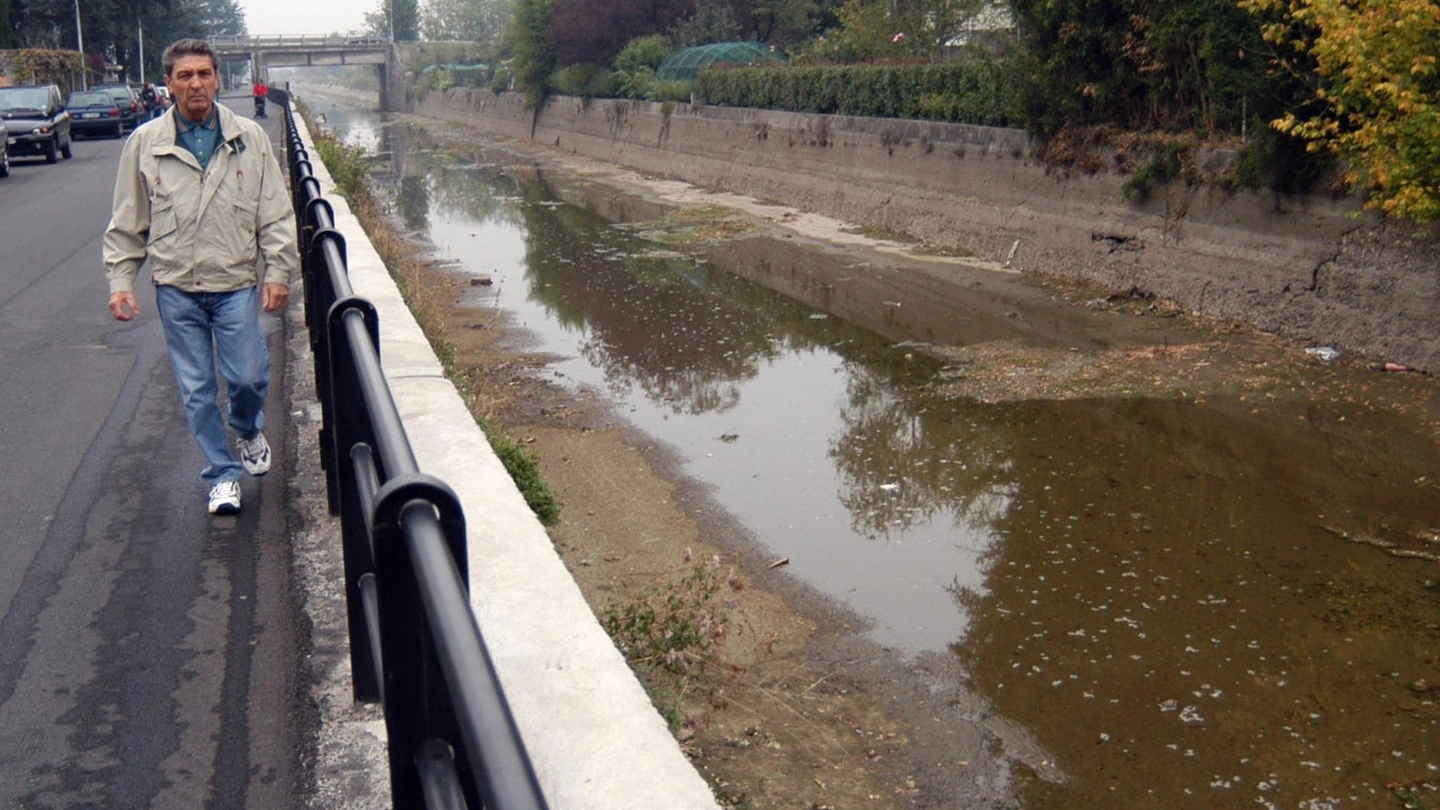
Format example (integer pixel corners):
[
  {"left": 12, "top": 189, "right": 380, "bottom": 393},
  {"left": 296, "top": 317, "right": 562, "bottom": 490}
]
[{"left": 210, "top": 35, "right": 404, "bottom": 111}]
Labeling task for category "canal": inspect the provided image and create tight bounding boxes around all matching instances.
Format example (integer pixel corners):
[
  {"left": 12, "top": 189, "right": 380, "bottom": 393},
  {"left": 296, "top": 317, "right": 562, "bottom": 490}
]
[{"left": 299, "top": 88, "right": 1440, "bottom": 810}]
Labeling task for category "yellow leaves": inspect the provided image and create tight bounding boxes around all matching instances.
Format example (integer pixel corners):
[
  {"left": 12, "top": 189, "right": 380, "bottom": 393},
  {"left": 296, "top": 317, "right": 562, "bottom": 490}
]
[{"left": 1245, "top": 0, "right": 1440, "bottom": 221}]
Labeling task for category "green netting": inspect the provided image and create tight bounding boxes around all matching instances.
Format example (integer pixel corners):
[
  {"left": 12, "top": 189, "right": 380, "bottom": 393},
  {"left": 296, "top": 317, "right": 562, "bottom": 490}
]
[{"left": 656, "top": 42, "right": 785, "bottom": 81}]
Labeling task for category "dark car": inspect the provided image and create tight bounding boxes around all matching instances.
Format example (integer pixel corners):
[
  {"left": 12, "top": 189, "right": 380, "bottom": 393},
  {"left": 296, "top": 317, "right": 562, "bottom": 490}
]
[
  {"left": 0, "top": 84, "right": 73, "bottom": 164},
  {"left": 91, "top": 83, "right": 144, "bottom": 131},
  {"left": 65, "top": 90, "right": 125, "bottom": 138}
]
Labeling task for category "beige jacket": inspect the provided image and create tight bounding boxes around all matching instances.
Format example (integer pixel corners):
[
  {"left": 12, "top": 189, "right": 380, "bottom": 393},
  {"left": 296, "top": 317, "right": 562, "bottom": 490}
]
[{"left": 103, "top": 102, "right": 298, "bottom": 295}]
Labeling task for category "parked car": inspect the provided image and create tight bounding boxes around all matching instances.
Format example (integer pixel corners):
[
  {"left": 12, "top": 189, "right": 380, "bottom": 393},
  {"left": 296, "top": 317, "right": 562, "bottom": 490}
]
[
  {"left": 91, "top": 83, "right": 144, "bottom": 131},
  {"left": 65, "top": 90, "right": 125, "bottom": 138},
  {"left": 0, "top": 84, "right": 73, "bottom": 164}
]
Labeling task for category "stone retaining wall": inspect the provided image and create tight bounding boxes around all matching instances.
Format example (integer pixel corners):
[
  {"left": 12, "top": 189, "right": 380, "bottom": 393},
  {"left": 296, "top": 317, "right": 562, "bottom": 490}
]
[{"left": 416, "top": 88, "right": 1440, "bottom": 374}]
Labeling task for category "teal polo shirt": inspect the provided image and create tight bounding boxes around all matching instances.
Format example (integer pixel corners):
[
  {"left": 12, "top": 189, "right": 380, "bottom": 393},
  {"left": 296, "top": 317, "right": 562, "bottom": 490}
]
[{"left": 176, "top": 107, "right": 222, "bottom": 169}]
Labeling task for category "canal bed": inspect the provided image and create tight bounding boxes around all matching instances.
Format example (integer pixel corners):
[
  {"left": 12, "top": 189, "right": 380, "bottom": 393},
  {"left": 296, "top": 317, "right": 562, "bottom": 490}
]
[{"left": 303, "top": 90, "right": 1440, "bottom": 810}]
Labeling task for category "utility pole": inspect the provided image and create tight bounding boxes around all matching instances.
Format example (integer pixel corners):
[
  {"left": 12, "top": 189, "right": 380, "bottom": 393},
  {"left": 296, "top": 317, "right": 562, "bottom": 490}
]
[
  {"left": 74, "top": 0, "right": 87, "bottom": 89},
  {"left": 138, "top": 19, "right": 145, "bottom": 84}
]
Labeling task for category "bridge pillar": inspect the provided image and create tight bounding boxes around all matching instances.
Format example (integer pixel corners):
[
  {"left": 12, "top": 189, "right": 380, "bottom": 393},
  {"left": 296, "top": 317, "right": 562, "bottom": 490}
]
[{"left": 379, "top": 43, "right": 407, "bottom": 113}]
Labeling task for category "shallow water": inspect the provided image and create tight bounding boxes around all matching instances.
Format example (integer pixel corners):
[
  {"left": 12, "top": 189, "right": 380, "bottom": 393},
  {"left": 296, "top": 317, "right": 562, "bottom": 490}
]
[{"left": 310, "top": 96, "right": 1440, "bottom": 808}]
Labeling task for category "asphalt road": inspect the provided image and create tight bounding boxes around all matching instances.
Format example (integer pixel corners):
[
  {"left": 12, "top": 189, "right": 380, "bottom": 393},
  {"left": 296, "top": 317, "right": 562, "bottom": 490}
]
[{"left": 0, "top": 103, "right": 305, "bottom": 809}]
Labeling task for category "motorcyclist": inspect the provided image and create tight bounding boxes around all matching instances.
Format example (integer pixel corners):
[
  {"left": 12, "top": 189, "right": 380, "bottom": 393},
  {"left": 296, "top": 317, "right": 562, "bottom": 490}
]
[{"left": 252, "top": 78, "right": 268, "bottom": 118}]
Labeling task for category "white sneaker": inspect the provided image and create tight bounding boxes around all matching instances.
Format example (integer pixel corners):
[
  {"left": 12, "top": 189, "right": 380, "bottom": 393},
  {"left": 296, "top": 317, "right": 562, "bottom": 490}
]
[
  {"left": 208, "top": 480, "right": 241, "bottom": 515},
  {"left": 237, "top": 432, "right": 271, "bottom": 476}
]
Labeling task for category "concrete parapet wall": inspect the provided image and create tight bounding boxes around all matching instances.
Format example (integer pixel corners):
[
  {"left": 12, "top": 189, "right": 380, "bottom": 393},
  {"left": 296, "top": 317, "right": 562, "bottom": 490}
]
[{"left": 416, "top": 88, "right": 1440, "bottom": 374}]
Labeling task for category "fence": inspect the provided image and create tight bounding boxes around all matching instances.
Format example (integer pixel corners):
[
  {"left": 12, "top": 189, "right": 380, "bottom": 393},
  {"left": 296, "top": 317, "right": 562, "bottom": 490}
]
[{"left": 276, "top": 90, "right": 550, "bottom": 810}]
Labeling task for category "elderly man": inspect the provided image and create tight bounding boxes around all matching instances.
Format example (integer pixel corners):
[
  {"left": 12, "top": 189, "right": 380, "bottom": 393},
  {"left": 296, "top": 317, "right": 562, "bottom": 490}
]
[{"left": 104, "top": 38, "right": 298, "bottom": 515}]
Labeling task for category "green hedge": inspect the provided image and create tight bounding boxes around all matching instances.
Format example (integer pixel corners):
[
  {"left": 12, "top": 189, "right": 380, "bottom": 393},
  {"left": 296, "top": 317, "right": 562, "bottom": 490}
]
[{"left": 696, "top": 61, "right": 1023, "bottom": 128}]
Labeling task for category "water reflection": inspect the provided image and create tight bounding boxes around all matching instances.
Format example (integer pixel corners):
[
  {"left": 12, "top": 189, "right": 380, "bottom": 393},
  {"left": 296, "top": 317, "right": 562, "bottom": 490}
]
[
  {"left": 407, "top": 151, "right": 1004, "bottom": 652},
  {"left": 320, "top": 105, "right": 1440, "bottom": 807},
  {"left": 955, "top": 396, "right": 1440, "bottom": 808}
]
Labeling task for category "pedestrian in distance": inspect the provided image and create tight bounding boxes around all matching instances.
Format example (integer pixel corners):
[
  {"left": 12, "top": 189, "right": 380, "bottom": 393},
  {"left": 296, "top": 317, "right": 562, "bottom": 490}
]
[
  {"left": 140, "top": 81, "right": 159, "bottom": 120},
  {"left": 103, "top": 38, "right": 299, "bottom": 515},
  {"left": 252, "top": 77, "right": 268, "bottom": 118}
]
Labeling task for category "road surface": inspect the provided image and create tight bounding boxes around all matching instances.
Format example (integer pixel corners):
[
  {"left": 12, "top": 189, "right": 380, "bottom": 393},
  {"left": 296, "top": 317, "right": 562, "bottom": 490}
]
[{"left": 0, "top": 102, "right": 305, "bottom": 810}]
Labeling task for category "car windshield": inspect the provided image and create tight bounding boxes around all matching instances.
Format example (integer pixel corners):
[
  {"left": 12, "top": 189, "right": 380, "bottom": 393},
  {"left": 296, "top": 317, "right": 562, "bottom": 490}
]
[
  {"left": 68, "top": 92, "right": 111, "bottom": 106},
  {"left": 0, "top": 88, "right": 49, "bottom": 112}
]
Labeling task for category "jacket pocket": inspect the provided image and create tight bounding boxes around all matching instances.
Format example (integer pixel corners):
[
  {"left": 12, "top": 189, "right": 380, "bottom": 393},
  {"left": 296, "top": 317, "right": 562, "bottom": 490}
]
[
  {"left": 149, "top": 203, "right": 178, "bottom": 247},
  {"left": 234, "top": 197, "right": 259, "bottom": 244}
]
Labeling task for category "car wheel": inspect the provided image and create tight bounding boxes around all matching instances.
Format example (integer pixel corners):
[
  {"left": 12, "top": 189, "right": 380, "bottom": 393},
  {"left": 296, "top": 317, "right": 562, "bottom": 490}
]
[
  {"left": 44, "top": 137, "right": 58, "bottom": 164},
  {"left": 0, "top": 150, "right": 9, "bottom": 178},
  {"left": 113, "top": 123, "right": 124, "bottom": 138}
]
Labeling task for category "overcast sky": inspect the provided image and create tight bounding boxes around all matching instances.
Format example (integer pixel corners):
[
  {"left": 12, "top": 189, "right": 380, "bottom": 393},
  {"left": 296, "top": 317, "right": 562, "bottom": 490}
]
[{"left": 239, "top": 0, "right": 374, "bottom": 36}]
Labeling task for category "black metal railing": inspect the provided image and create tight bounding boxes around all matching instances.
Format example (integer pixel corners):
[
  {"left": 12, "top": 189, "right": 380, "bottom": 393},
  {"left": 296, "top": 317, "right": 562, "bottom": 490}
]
[{"left": 277, "top": 92, "right": 549, "bottom": 810}]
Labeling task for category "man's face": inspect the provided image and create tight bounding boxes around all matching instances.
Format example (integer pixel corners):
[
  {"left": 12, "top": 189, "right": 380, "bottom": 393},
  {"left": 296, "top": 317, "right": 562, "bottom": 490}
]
[{"left": 165, "top": 54, "right": 218, "bottom": 122}]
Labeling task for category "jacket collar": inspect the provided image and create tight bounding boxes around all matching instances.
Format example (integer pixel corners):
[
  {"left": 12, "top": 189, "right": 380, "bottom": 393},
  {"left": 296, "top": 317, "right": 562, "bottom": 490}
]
[{"left": 153, "top": 101, "right": 245, "bottom": 151}]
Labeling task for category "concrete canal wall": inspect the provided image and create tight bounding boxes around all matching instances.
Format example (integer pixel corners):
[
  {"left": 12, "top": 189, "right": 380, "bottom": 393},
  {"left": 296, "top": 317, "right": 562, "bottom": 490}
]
[{"left": 415, "top": 88, "right": 1440, "bottom": 375}]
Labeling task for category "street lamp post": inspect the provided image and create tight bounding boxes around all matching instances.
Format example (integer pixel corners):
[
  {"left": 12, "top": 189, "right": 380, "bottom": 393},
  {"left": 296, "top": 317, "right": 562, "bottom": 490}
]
[{"left": 74, "top": 0, "right": 87, "bottom": 89}]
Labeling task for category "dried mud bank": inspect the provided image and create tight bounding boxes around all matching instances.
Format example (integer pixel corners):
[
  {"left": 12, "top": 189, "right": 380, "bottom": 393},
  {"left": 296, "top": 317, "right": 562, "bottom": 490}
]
[{"left": 415, "top": 88, "right": 1440, "bottom": 374}]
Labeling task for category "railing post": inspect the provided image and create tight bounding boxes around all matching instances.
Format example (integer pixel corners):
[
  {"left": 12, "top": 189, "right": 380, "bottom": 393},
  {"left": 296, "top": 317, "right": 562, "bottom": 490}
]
[
  {"left": 301, "top": 198, "right": 339, "bottom": 339},
  {"left": 371, "top": 474, "right": 473, "bottom": 810},
  {"left": 328, "top": 297, "right": 384, "bottom": 702},
  {"left": 308, "top": 226, "right": 346, "bottom": 516}
]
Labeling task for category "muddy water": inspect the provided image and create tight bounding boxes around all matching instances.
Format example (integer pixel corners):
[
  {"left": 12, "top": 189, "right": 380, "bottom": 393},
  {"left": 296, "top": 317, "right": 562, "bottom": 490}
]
[{"left": 308, "top": 95, "right": 1440, "bottom": 809}]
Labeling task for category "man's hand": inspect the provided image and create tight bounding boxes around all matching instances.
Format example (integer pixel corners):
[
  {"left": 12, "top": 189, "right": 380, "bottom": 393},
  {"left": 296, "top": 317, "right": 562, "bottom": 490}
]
[
  {"left": 262, "top": 282, "right": 290, "bottom": 313},
  {"left": 109, "top": 291, "right": 140, "bottom": 321}
]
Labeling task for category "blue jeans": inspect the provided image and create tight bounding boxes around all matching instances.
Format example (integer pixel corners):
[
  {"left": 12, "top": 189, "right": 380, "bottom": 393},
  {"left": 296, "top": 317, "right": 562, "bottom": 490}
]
[{"left": 155, "top": 285, "right": 270, "bottom": 485}]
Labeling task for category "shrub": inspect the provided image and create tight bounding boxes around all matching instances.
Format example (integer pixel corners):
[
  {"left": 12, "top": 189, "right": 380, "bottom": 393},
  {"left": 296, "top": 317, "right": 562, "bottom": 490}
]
[
  {"left": 551, "top": 63, "right": 617, "bottom": 98},
  {"left": 613, "top": 35, "right": 673, "bottom": 100},
  {"left": 601, "top": 555, "right": 736, "bottom": 680},
  {"left": 696, "top": 60, "right": 1023, "bottom": 127}
]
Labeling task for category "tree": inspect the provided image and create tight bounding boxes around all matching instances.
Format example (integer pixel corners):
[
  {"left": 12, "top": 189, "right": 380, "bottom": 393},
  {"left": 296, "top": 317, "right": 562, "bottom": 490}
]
[
  {"left": 507, "top": 0, "right": 555, "bottom": 106},
  {"left": 820, "top": 0, "right": 987, "bottom": 61},
  {"left": 1242, "top": 0, "right": 1440, "bottom": 222},
  {"left": 422, "top": 0, "right": 511, "bottom": 49},
  {"left": 545, "top": 0, "right": 691, "bottom": 66},
  {"left": 1011, "top": 0, "right": 1284, "bottom": 135},
  {"left": 0, "top": 0, "right": 18, "bottom": 49},
  {"left": 195, "top": 0, "right": 247, "bottom": 37},
  {"left": 749, "top": 0, "right": 818, "bottom": 46},
  {"left": 8, "top": 0, "right": 227, "bottom": 82},
  {"left": 670, "top": 0, "right": 743, "bottom": 47},
  {"left": 367, "top": 0, "right": 421, "bottom": 39}
]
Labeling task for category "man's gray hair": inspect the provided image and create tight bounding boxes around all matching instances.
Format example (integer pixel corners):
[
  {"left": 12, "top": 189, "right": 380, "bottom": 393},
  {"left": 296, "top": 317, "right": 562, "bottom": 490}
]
[{"left": 162, "top": 39, "right": 218, "bottom": 78}]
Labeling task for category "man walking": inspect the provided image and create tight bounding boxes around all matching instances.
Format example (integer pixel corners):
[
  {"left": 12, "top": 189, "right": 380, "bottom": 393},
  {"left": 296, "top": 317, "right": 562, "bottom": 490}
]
[{"left": 104, "top": 38, "right": 298, "bottom": 515}]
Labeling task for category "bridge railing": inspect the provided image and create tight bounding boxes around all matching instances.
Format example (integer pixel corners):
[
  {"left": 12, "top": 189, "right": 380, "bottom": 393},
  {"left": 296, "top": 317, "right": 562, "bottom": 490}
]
[
  {"left": 211, "top": 34, "right": 391, "bottom": 49},
  {"left": 274, "top": 89, "right": 549, "bottom": 810}
]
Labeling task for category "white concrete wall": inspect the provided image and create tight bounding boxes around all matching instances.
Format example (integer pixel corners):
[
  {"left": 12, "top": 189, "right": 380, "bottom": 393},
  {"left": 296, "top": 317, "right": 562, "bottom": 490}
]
[{"left": 291, "top": 109, "right": 721, "bottom": 810}]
